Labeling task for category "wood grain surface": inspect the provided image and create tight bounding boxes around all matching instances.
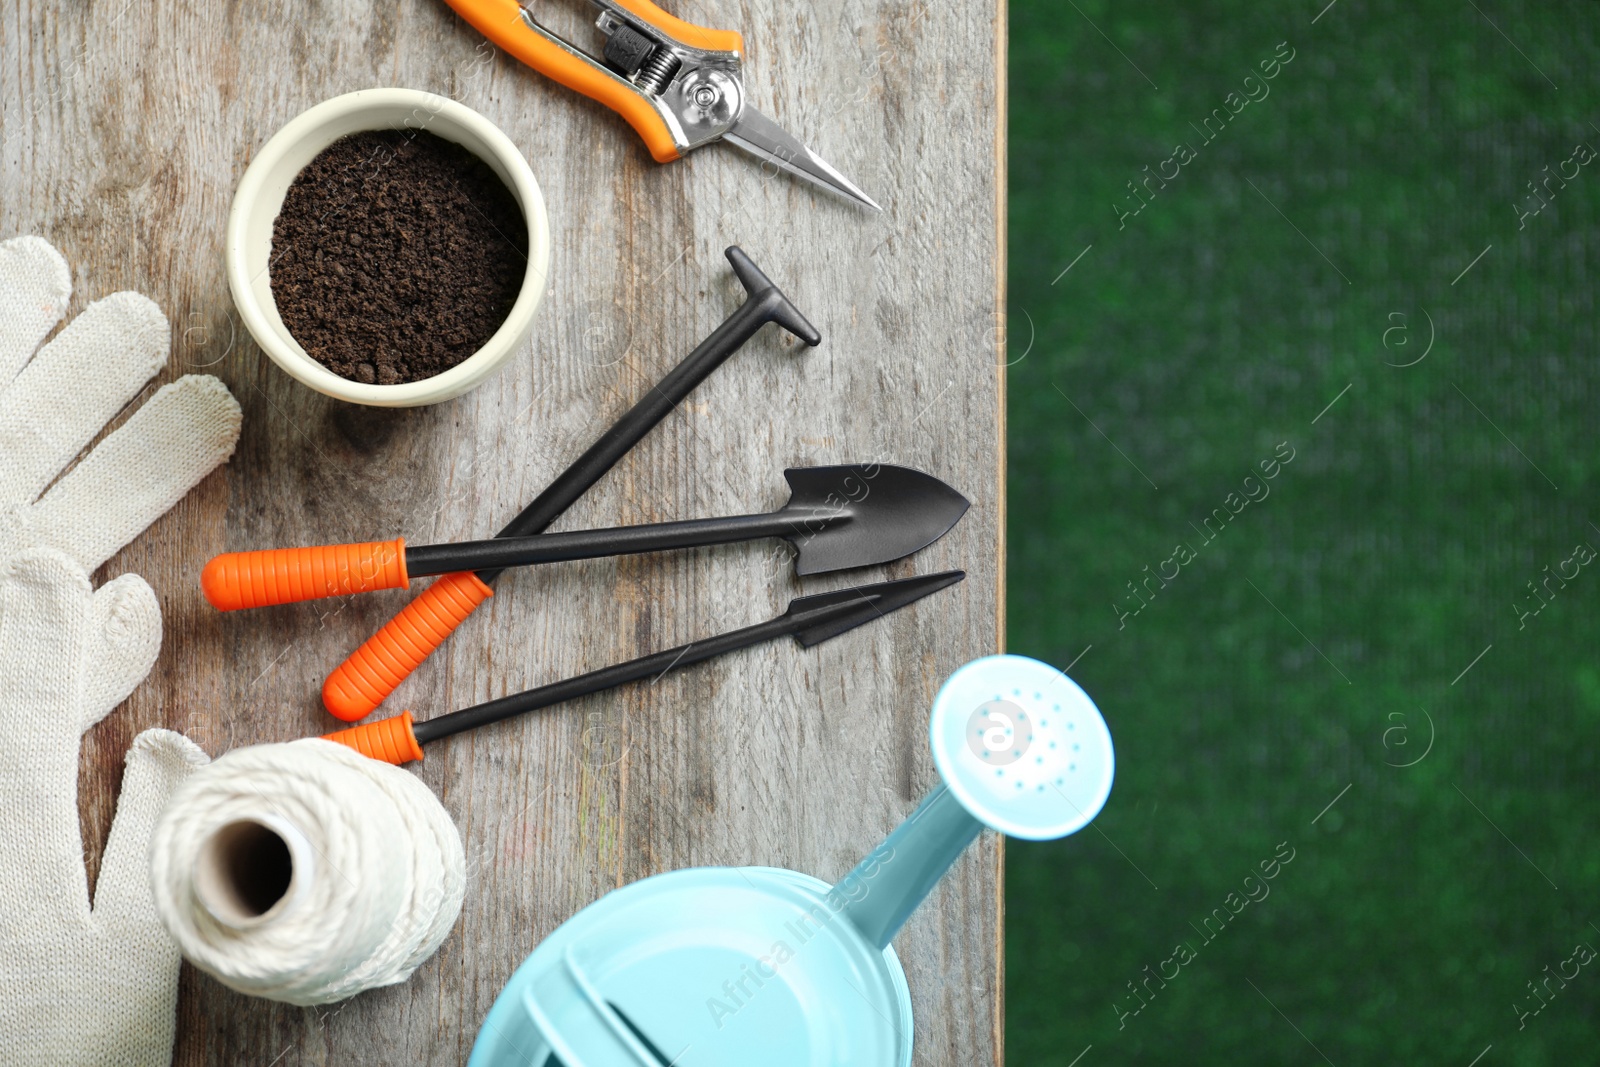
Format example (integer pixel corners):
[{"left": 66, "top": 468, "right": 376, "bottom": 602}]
[{"left": 0, "top": 0, "right": 1004, "bottom": 1062}]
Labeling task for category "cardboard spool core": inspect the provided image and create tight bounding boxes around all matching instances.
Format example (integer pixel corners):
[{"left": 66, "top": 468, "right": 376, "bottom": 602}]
[{"left": 193, "top": 819, "right": 298, "bottom": 927}]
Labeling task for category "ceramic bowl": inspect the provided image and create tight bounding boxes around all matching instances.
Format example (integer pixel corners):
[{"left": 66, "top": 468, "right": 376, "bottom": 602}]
[{"left": 226, "top": 88, "right": 551, "bottom": 407}]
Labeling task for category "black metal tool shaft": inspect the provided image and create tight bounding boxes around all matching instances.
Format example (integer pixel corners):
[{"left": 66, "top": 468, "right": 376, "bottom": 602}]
[
  {"left": 404, "top": 508, "right": 843, "bottom": 576},
  {"left": 401, "top": 463, "right": 971, "bottom": 579},
  {"left": 476, "top": 247, "right": 819, "bottom": 583},
  {"left": 411, "top": 614, "right": 794, "bottom": 744},
  {"left": 409, "top": 570, "right": 965, "bottom": 746}
]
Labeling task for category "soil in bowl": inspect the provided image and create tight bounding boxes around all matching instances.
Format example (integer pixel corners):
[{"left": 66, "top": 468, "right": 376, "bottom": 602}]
[{"left": 269, "top": 129, "right": 529, "bottom": 386}]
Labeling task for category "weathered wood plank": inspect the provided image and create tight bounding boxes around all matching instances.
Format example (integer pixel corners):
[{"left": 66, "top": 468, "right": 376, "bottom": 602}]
[{"left": 1, "top": 0, "right": 1003, "bottom": 1061}]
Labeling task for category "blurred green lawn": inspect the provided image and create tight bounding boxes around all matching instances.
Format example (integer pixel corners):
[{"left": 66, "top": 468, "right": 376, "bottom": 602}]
[{"left": 1005, "top": 2, "right": 1598, "bottom": 1063}]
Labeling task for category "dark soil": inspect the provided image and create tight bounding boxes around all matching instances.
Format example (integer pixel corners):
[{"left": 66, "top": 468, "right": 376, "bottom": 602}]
[{"left": 269, "top": 129, "right": 528, "bottom": 385}]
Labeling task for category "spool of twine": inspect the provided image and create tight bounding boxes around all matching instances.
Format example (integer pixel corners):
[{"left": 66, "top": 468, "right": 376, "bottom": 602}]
[{"left": 148, "top": 739, "right": 465, "bottom": 1005}]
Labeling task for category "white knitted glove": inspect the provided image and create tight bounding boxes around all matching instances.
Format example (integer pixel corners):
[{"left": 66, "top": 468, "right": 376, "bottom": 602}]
[{"left": 0, "top": 236, "right": 241, "bottom": 1066}]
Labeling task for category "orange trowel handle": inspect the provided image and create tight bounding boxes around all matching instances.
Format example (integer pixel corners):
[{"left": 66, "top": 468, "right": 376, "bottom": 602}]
[
  {"left": 201, "top": 539, "right": 408, "bottom": 611},
  {"left": 322, "top": 710, "right": 425, "bottom": 765},
  {"left": 321, "top": 571, "right": 494, "bottom": 721},
  {"left": 442, "top": 0, "right": 742, "bottom": 163}
]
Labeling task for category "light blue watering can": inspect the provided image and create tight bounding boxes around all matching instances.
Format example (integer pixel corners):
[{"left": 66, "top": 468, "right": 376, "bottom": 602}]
[{"left": 469, "top": 654, "right": 1114, "bottom": 1067}]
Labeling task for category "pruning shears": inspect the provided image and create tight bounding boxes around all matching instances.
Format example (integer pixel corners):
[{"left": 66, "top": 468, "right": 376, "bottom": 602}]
[{"left": 442, "top": 0, "right": 881, "bottom": 210}]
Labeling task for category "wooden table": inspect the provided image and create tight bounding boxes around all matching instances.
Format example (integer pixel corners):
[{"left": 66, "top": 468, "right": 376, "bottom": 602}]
[{"left": 2, "top": 1, "right": 1005, "bottom": 1061}]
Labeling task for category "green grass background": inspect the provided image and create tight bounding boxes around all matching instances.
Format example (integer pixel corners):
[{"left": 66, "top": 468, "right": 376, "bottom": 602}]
[{"left": 1005, "top": 2, "right": 1598, "bottom": 1063}]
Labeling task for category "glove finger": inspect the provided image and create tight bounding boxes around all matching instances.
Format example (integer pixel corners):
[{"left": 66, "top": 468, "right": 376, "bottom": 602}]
[
  {"left": 0, "top": 549, "right": 94, "bottom": 922},
  {"left": 94, "top": 728, "right": 210, "bottom": 924},
  {"left": 0, "top": 291, "right": 168, "bottom": 512},
  {"left": 0, "top": 236, "right": 71, "bottom": 386},
  {"left": 81, "top": 574, "right": 162, "bottom": 733},
  {"left": 78, "top": 732, "right": 206, "bottom": 1067},
  {"left": 28, "top": 375, "right": 242, "bottom": 573}
]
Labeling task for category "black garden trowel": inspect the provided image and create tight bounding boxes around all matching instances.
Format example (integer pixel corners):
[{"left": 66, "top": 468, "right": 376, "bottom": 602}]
[{"left": 203, "top": 465, "right": 971, "bottom": 610}]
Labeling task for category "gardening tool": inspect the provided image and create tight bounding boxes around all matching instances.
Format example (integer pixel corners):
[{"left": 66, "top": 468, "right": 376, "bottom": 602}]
[
  {"left": 321, "top": 246, "right": 817, "bottom": 722},
  {"left": 463, "top": 654, "right": 1114, "bottom": 1066},
  {"left": 441, "top": 0, "right": 881, "bottom": 211},
  {"left": 321, "top": 571, "right": 964, "bottom": 765},
  {"left": 201, "top": 465, "right": 968, "bottom": 611}
]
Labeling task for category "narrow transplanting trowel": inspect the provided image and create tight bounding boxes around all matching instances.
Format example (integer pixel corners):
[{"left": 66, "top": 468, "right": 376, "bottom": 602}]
[
  {"left": 200, "top": 465, "right": 969, "bottom": 611},
  {"left": 320, "top": 571, "right": 966, "bottom": 765}
]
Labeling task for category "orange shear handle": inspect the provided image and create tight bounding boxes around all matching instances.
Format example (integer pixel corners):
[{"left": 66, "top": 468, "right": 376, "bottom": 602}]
[
  {"left": 442, "top": 0, "right": 742, "bottom": 164},
  {"left": 609, "top": 0, "right": 743, "bottom": 53}
]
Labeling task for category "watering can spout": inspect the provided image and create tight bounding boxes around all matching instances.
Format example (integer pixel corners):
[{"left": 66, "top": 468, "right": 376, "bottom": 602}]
[
  {"left": 838, "top": 785, "right": 984, "bottom": 950},
  {"left": 844, "top": 654, "right": 1117, "bottom": 952}
]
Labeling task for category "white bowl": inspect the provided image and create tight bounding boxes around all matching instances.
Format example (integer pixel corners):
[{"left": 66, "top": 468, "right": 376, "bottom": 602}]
[{"left": 226, "top": 88, "right": 551, "bottom": 407}]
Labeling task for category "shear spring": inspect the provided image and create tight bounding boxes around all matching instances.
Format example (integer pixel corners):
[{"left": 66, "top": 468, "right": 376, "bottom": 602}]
[{"left": 634, "top": 49, "right": 681, "bottom": 95}]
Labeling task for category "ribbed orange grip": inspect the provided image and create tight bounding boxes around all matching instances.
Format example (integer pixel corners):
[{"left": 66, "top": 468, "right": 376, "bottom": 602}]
[
  {"left": 321, "top": 571, "right": 494, "bottom": 721},
  {"left": 201, "top": 539, "right": 408, "bottom": 611},
  {"left": 321, "top": 710, "right": 425, "bottom": 765}
]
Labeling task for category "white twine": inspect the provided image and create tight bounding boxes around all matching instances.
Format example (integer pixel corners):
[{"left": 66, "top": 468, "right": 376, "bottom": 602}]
[{"left": 148, "top": 739, "right": 465, "bottom": 1005}]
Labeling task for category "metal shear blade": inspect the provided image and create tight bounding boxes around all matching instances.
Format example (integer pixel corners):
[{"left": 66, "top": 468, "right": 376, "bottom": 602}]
[{"left": 722, "top": 105, "right": 883, "bottom": 212}]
